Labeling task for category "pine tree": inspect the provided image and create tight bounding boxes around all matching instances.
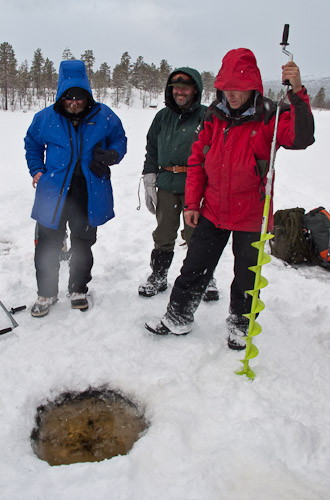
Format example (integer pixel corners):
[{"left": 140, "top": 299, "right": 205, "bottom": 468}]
[
  {"left": 0, "top": 42, "right": 17, "bottom": 110},
  {"left": 112, "top": 52, "right": 132, "bottom": 106},
  {"left": 158, "top": 59, "right": 171, "bottom": 91},
  {"left": 312, "top": 87, "right": 326, "bottom": 109},
  {"left": 201, "top": 71, "right": 215, "bottom": 103},
  {"left": 30, "top": 48, "right": 45, "bottom": 98},
  {"left": 81, "top": 49, "right": 95, "bottom": 83},
  {"left": 17, "top": 60, "right": 30, "bottom": 108},
  {"left": 42, "top": 58, "right": 57, "bottom": 105},
  {"left": 93, "top": 62, "right": 111, "bottom": 100},
  {"left": 62, "top": 47, "right": 75, "bottom": 60},
  {"left": 267, "top": 88, "right": 275, "bottom": 100}
]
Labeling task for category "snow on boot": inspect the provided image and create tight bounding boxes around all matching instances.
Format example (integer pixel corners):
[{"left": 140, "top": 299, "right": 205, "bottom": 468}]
[
  {"left": 138, "top": 273, "right": 167, "bottom": 297},
  {"left": 145, "top": 317, "right": 192, "bottom": 336},
  {"left": 226, "top": 314, "right": 249, "bottom": 350},
  {"left": 70, "top": 293, "right": 89, "bottom": 310},
  {"left": 138, "top": 249, "right": 173, "bottom": 298},
  {"left": 144, "top": 320, "right": 172, "bottom": 335},
  {"left": 203, "top": 278, "right": 220, "bottom": 302},
  {"left": 31, "top": 296, "right": 58, "bottom": 318}
]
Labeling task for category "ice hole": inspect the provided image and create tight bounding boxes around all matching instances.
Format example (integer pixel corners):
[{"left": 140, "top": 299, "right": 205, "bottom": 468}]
[{"left": 31, "top": 388, "right": 148, "bottom": 466}]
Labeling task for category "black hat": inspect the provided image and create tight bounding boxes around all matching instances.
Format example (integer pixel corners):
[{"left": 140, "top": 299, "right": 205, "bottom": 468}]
[{"left": 62, "top": 87, "right": 89, "bottom": 100}]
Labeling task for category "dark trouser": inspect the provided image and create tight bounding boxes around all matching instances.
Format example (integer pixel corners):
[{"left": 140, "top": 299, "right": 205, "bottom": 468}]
[
  {"left": 165, "top": 215, "right": 260, "bottom": 326},
  {"left": 152, "top": 189, "right": 194, "bottom": 253},
  {"left": 35, "top": 175, "right": 97, "bottom": 297}
]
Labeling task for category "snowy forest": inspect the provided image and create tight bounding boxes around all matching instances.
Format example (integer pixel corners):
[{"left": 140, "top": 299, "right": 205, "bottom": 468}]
[
  {"left": 0, "top": 42, "right": 217, "bottom": 110},
  {"left": 1, "top": 41, "right": 329, "bottom": 111}
]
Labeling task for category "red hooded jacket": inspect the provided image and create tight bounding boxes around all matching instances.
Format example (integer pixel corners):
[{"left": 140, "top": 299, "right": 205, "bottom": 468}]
[{"left": 185, "top": 48, "right": 314, "bottom": 232}]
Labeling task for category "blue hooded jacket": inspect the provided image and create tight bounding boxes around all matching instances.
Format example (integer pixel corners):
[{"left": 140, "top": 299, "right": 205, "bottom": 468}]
[{"left": 24, "top": 60, "right": 127, "bottom": 229}]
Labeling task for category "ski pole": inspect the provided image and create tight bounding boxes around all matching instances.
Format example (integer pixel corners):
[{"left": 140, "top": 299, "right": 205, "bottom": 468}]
[{"left": 236, "top": 24, "right": 293, "bottom": 380}]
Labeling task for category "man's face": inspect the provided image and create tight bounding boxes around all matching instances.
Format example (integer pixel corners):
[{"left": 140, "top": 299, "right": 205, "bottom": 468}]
[
  {"left": 223, "top": 90, "right": 253, "bottom": 109},
  {"left": 62, "top": 98, "right": 88, "bottom": 115},
  {"left": 172, "top": 85, "right": 197, "bottom": 109}
]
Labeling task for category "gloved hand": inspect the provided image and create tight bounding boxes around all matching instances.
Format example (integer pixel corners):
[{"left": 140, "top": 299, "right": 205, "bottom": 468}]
[
  {"left": 143, "top": 173, "right": 157, "bottom": 214},
  {"left": 89, "top": 145, "right": 119, "bottom": 179}
]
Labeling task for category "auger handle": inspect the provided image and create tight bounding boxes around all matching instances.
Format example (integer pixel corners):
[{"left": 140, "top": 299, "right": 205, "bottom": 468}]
[
  {"left": 10, "top": 305, "right": 26, "bottom": 315},
  {"left": 280, "top": 24, "right": 293, "bottom": 85},
  {"left": 0, "top": 327, "right": 13, "bottom": 336},
  {"left": 280, "top": 24, "right": 290, "bottom": 47}
]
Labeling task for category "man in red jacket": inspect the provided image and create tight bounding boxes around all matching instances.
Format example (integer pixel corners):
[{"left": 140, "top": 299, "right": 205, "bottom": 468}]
[{"left": 145, "top": 48, "right": 315, "bottom": 350}]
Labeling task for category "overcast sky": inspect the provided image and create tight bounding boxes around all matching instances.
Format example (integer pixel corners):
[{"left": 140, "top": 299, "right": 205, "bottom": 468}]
[{"left": 1, "top": 0, "right": 329, "bottom": 82}]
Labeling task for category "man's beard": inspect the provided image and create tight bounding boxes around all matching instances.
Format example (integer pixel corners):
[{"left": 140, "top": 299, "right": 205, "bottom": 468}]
[
  {"left": 65, "top": 102, "right": 86, "bottom": 115},
  {"left": 174, "top": 95, "right": 194, "bottom": 109}
]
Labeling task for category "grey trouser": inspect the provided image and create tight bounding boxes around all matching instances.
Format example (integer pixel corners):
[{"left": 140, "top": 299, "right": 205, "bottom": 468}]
[{"left": 152, "top": 189, "right": 194, "bottom": 253}]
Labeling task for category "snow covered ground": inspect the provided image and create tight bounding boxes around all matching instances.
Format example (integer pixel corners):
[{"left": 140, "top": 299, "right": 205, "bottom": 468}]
[{"left": 0, "top": 105, "right": 329, "bottom": 500}]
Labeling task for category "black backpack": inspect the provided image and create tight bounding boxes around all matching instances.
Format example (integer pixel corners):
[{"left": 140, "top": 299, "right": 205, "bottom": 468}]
[
  {"left": 270, "top": 207, "right": 314, "bottom": 264},
  {"left": 303, "top": 207, "right": 330, "bottom": 268}
]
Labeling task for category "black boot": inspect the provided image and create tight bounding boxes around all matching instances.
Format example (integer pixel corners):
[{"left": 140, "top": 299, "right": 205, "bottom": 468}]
[
  {"left": 202, "top": 277, "right": 220, "bottom": 302},
  {"left": 226, "top": 313, "right": 249, "bottom": 350},
  {"left": 138, "top": 249, "right": 174, "bottom": 297}
]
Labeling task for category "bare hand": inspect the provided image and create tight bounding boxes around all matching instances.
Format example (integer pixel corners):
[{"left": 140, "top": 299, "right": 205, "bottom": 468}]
[
  {"left": 32, "top": 172, "right": 43, "bottom": 188},
  {"left": 184, "top": 210, "right": 199, "bottom": 228},
  {"left": 282, "top": 61, "right": 302, "bottom": 94}
]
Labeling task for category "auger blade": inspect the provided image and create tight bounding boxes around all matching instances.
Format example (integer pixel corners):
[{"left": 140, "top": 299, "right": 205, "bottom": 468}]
[
  {"left": 245, "top": 275, "right": 268, "bottom": 290},
  {"left": 236, "top": 367, "right": 255, "bottom": 380},
  {"left": 251, "top": 240, "right": 266, "bottom": 250},
  {"left": 262, "top": 233, "right": 274, "bottom": 241},
  {"left": 247, "top": 320, "right": 262, "bottom": 337},
  {"left": 244, "top": 297, "right": 265, "bottom": 315},
  {"left": 244, "top": 342, "right": 259, "bottom": 360}
]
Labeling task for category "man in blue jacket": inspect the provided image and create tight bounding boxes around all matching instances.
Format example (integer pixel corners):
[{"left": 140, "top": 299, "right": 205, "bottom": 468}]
[{"left": 25, "top": 60, "right": 127, "bottom": 317}]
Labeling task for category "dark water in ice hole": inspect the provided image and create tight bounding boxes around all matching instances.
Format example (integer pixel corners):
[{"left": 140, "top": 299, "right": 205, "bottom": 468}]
[{"left": 31, "top": 388, "right": 148, "bottom": 466}]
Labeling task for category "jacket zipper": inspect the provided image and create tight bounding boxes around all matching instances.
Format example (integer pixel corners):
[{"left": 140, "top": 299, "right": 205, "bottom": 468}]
[
  {"left": 223, "top": 122, "right": 231, "bottom": 143},
  {"left": 51, "top": 119, "right": 74, "bottom": 224},
  {"left": 51, "top": 106, "right": 101, "bottom": 225}
]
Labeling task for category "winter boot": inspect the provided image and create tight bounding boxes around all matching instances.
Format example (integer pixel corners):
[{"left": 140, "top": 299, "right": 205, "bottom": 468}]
[
  {"left": 70, "top": 292, "right": 89, "bottom": 310},
  {"left": 226, "top": 313, "right": 249, "bottom": 350},
  {"left": 203, "top": 277, "right": 220, "bottom": 302},
  {"left": 145, "top": 317, "right": 192, "bottom": 336},
  {"left": 31, "top": 296, "right": 58, "bottom": 318},
  {"left": 138, "top": 249, "right": 174, "bottom": 297}
]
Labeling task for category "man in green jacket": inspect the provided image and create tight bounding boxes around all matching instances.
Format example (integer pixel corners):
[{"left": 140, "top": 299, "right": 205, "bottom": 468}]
[{"left": 139, "top": 67, "right": 219, "bottom": 301}]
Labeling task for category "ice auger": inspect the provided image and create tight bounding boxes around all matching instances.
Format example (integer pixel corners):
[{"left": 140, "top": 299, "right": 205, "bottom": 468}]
[{"left": 236, "top": 25, "right": 293, "bottom": 380}]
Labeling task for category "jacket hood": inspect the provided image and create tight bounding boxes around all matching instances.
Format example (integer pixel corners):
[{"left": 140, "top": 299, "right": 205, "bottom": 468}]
[
  {"left": 165, "top": 66, "right": 203, "bottom": 113},
  {"left": 214, "top": 48, "right": 263, "bottom": 95},
  {"left": 55, "top": 60, "right": 93, "bottom": 102}
]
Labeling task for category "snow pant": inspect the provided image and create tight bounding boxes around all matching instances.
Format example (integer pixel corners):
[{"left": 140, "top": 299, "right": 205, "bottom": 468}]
[
  {"left": 152, "top": 189, "right": 194, "bottom": 253},
  {"left": 164, "top": 215, "right": 260, "bottom": 327},
  {"left": 34, "top": 175, "right": 97, "bottom": 297}
]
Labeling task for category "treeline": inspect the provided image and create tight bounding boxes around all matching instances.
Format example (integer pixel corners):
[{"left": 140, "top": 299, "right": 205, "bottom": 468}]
[
  {"left": 266, "top": 86, "right": 330, "bottom": 109},
  {"left": 0, "top": 42, "right": 216, "bottom": 111},
  {"left": 1, "top": 42, "right": 329, "bottom": 111}
]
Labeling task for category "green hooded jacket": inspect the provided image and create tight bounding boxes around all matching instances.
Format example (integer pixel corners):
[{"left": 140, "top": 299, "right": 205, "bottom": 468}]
[{"left": 142, "top": 67, "right": 206, "bottom": 194}]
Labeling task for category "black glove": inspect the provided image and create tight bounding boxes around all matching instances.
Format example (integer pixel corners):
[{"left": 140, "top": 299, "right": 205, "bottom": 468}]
[{"left": 89, "top": 146, "right": 119, "bottom": 179}]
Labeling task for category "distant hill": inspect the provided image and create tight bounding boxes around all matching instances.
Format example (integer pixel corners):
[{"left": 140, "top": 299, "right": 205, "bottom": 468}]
[{"left": 262, "top": 75, "right": 330, "bottom": 100}]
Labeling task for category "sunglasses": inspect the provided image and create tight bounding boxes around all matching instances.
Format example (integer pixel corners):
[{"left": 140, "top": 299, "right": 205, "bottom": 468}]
[
  {"left": 170, "top": 76, "right": 194, "bottom": 85},
  {"left": 62, "top": 97, "right": 86, "bottom": 101}
]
